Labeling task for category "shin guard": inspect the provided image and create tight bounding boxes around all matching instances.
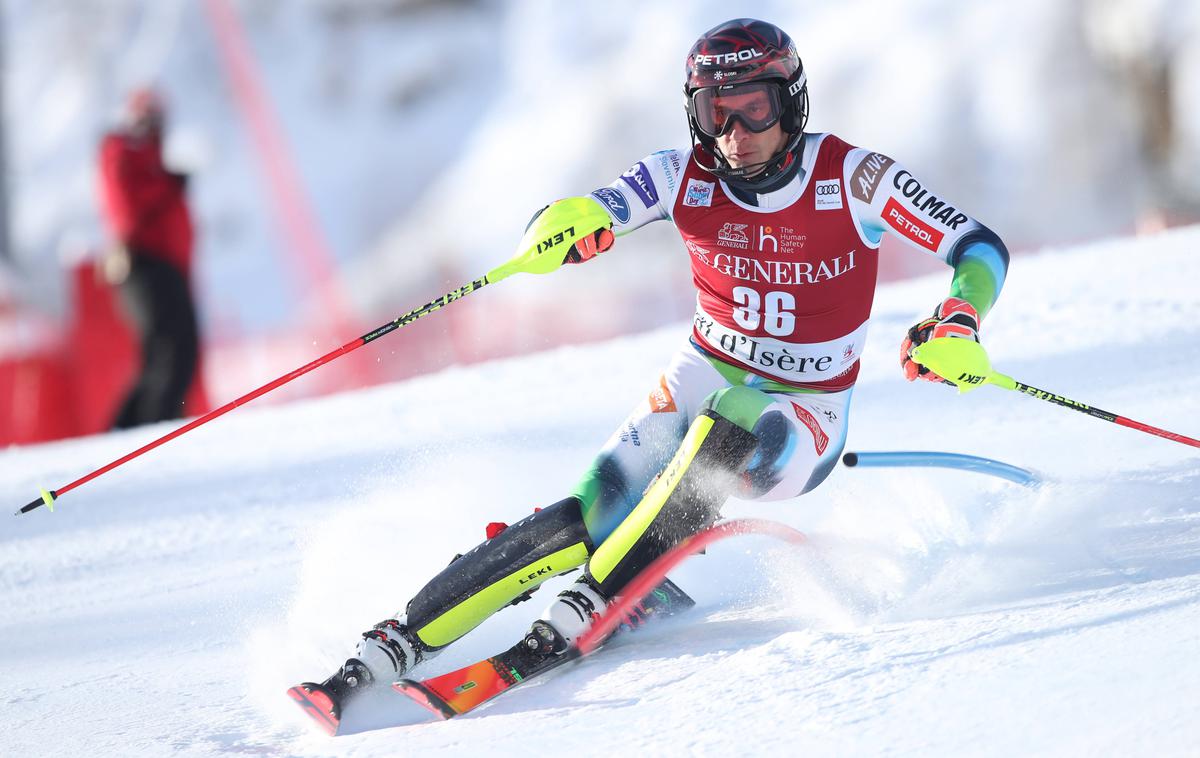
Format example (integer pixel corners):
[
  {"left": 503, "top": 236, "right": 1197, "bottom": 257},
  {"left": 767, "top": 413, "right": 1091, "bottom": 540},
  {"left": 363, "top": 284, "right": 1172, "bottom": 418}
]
[
  {"left": 405, "top": 496, "right": 593, "bottom": 649},
  {"left": 587, "top": 408, "right": 758, "bottom": 597}
]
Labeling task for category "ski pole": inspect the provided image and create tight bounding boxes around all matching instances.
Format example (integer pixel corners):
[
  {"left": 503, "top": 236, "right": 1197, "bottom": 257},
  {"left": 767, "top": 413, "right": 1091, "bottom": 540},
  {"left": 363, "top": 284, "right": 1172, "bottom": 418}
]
[
  {"left": 13, "top": 201, "right": 610, "bottom": 516},
  {"left": 15, "top": 276, "right": 491, "bottom": 516},
  {"left": 910, "top": 337, "right": 1200, "bottom": 449}
]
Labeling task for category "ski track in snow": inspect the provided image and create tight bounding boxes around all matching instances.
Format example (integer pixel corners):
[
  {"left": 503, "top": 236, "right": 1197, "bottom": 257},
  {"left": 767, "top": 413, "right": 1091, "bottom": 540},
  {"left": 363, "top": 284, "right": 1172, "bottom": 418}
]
[{"left": 2, "top": 228, "right": 1200, "bottom": 756}]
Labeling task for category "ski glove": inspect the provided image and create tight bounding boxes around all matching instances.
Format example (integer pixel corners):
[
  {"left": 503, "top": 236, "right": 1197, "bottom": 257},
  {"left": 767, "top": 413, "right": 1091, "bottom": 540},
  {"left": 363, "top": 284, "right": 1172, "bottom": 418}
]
[
  {"left": 564, "top": 225, "right": 615, "bottom": 264},
  {"left": 900, "top": 296, "right": 980, "bottom": 382},
  {"left": 487, "top": 197, "right": 614, "bottom": 283},
  {"left": 525, "top": 199, "right": 615, "bottom": 265}
]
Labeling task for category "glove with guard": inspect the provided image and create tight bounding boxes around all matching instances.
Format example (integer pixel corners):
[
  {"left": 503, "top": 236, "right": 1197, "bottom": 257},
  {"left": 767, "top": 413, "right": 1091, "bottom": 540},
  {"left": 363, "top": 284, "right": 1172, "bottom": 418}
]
[
  {"left": 524, "top": 199, "right": 614, "bottom": 265},
  {"left": 900, "top": 296, "right": 981, "bottom": 383},
  {"left": 487, "top": 197, "right": 614, "bottom": 283}
]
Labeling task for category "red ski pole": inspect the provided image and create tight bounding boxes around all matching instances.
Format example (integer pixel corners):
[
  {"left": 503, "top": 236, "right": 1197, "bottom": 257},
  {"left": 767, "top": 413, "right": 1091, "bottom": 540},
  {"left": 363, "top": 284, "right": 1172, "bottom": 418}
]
[
  {"left": 15, "top": 277, "right": 490, "bottom": 515},
  {"left": 15, "top": 195, "right": 615, "bottom": 516},
  {"left": 911, "top": 338, "right": 1200, "bottom": 449}
]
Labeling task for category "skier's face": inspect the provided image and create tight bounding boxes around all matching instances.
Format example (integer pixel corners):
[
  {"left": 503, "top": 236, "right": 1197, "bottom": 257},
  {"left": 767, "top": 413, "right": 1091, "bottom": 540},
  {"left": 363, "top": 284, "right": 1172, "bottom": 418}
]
[{"left": 713, "top": 106, "right": 788, "bottom": 174}]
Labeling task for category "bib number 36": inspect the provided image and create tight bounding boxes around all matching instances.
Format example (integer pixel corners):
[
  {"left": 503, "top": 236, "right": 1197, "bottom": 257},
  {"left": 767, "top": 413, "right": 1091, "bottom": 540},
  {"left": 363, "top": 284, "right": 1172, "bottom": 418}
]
[{"left": 731, "top": 286, "right": 796, "bottom": 337}]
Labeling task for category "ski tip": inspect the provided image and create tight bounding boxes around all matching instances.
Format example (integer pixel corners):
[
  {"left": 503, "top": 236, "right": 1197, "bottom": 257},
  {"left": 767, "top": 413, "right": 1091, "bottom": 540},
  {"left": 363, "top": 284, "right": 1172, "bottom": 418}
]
[
  {"left": 287, "top": 682, "right": 341, "bottom": 736},
  {"left": 393, "top": 679, "right": 458, "bottom": 720}
]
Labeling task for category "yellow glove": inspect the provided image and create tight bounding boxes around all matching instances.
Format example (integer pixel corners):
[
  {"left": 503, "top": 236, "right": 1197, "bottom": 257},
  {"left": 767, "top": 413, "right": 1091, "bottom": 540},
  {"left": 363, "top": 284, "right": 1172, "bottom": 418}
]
[
  {"left": 487, "top": 197, "right": 614, "bottom": 283},
  {"left": 901, "top": 297, "right": 980, "bottom": 383}
]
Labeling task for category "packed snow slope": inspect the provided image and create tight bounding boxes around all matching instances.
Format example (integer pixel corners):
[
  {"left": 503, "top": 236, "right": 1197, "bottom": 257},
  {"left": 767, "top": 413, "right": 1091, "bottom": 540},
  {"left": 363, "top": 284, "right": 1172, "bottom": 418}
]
[{"left": 2, "top": 227, "right": 1199, "bottom": 756}]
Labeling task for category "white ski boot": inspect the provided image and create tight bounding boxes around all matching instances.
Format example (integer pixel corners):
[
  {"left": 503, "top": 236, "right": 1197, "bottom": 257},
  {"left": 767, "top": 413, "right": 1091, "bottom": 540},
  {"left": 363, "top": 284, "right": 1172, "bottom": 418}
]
[
  {"left": 351, "top": 618, "right": 426, "bottom": 686},
  {"left": 525, "top": 575, "right": 610, "bottom": 655}
]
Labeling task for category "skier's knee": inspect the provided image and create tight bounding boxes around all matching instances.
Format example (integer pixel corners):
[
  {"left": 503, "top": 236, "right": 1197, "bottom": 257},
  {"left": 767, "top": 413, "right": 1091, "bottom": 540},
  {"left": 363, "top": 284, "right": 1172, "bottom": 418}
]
[
  {"left": 739, "top": 408, "right": 842, "bottom": 498},
  {"left": 573, "top": 452, "right": 640, "bottom": 545},
  {"left": 588, "top": 406, "right": 760, "bottom": 595},
  {"left": 740, "top": 409, "right": 793, "bottom": 497},
  {"left": 700, "top": 386, "right": 772, "bottom": 434}
]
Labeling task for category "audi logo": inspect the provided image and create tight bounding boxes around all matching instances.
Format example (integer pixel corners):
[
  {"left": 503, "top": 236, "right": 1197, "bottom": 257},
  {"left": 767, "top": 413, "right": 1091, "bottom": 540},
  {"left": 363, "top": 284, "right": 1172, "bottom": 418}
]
[{"left": 816, "top": 184, "right": 841, "bottom": 196}]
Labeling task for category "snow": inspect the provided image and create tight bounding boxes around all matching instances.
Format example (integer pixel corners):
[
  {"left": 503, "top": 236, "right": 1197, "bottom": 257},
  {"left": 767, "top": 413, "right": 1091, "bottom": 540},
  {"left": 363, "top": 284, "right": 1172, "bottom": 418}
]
[{"left": 2, "top": 226, "right": 1200, "bottom": 756}]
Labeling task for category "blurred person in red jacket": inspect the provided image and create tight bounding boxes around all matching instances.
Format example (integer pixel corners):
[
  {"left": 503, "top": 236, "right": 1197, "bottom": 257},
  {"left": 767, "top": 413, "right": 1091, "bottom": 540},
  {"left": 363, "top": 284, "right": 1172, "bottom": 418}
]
[{"left": 97, "top": 87, "right": 199, "bottom": 429}]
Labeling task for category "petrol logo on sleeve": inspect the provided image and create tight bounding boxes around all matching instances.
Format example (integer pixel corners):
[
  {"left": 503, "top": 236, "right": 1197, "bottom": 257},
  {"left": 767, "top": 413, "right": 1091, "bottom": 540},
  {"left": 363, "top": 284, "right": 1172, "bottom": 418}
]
[
  {"left": 590, "top": 187, "right": 631, "bottom": 224},
  {"left": 790, "top": 402, "right": 829, "bottom": 455},
  {"left": 683, "top": 178, "right": 714, "bottom": 207},
  {"left": 883, "top": 197, "right": 943, "bottom": 251},
  {"left": 891, "top": 170, "right": 970, "bottom": 229},
  {"left": 815, "top": 179, "right": 843, "bottom": 210},
  {"left": 648, "top": 374, "right": 677, "bottom": 413},
  {"left": 620, "top": 162, "right": 659, "bottom": 208}
]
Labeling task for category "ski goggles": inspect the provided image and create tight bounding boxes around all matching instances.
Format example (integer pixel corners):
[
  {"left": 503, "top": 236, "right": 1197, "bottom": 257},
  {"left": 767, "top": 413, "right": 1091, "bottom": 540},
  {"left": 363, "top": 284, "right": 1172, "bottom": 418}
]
[{"left": 689, "top": 82, "right": 784, "bottom": 138}]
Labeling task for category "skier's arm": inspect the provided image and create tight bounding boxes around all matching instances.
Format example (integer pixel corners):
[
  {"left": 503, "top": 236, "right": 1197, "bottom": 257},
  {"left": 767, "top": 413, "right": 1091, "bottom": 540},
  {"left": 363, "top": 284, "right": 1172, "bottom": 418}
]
[
  {"left": 843, "top": 149, "right": 1009, "bottom": 382},
  {"left": 845, "top": 149, "right": 1009, "bottom": 314},
  {"left": 892, "top": 234, "right": 1010, "bottom": 381},
  {"left": 488, "top": 150, "right": 689, "bottom": 282},
  {"left": 589, "top": 149, "right": 689, "bottom": 235},
  {"left": 947, "top": 233, "right": 1008, "bottom": 321}
]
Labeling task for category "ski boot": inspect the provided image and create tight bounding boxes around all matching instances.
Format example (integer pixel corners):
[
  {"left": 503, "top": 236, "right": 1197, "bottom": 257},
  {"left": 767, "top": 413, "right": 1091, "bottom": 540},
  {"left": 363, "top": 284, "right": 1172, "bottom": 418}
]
[
  {"left": 288, "top": 618, "right": 427, "bottom": 735},
  {"left": 524, "top": 573, "right": 696, "bottom": 656},
  {"left": 524, "top": 574, "right": 610, "bottom": 655}
]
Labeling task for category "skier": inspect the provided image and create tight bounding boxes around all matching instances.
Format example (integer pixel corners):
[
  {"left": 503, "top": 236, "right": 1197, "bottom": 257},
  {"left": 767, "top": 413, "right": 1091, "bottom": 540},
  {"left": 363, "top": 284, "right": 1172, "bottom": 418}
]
[{"left": 301, "top": 17, "right": 1009, "bottom": 716}]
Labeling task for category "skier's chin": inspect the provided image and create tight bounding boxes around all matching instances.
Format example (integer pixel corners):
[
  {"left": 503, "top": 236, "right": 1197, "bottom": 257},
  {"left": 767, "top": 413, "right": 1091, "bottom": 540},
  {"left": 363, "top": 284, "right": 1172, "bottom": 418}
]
[
  {"left": 727, "top": 156, "right": 769, "bottom": 177},
  {"left": 725, "top": 151, "right": 762, "bottom": 169}
]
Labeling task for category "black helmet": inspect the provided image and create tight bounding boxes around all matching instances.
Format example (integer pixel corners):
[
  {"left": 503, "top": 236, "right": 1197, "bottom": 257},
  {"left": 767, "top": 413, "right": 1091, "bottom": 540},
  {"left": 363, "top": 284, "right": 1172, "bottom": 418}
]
[{"left": 683, "top": 19, "right": 809, "bottom": 185}]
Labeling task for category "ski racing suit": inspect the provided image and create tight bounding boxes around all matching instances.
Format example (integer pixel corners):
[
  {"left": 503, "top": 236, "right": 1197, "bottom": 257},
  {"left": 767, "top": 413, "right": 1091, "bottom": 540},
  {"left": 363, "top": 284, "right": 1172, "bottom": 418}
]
[{"left": 374, "top": 132, "right": 1009, "bottom": 664}]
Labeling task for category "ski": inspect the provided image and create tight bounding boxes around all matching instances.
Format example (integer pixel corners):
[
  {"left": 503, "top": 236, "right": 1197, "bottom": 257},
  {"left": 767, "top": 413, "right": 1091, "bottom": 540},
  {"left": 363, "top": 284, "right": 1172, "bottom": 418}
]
[
  {"left": 286, "top": 678, "right": 344, "bottom": 736},
  {"left": 394, "top": 518, "right": 807, "bottom": 721},
  {"left": 393, "top": 577, "right": 695, "bottom": 720},
  {"left": 291, "top": 518, "right": 806, "bottom": 734},
  {"left": 287, "top": 657, "right": 381, "bottom": 736}
]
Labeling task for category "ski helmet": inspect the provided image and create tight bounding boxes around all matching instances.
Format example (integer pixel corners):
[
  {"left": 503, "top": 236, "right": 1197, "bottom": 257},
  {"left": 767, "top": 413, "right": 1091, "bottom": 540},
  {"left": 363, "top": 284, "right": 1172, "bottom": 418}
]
[{"left": 684, "top": 19, "right": 809, "bottom": 183}]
